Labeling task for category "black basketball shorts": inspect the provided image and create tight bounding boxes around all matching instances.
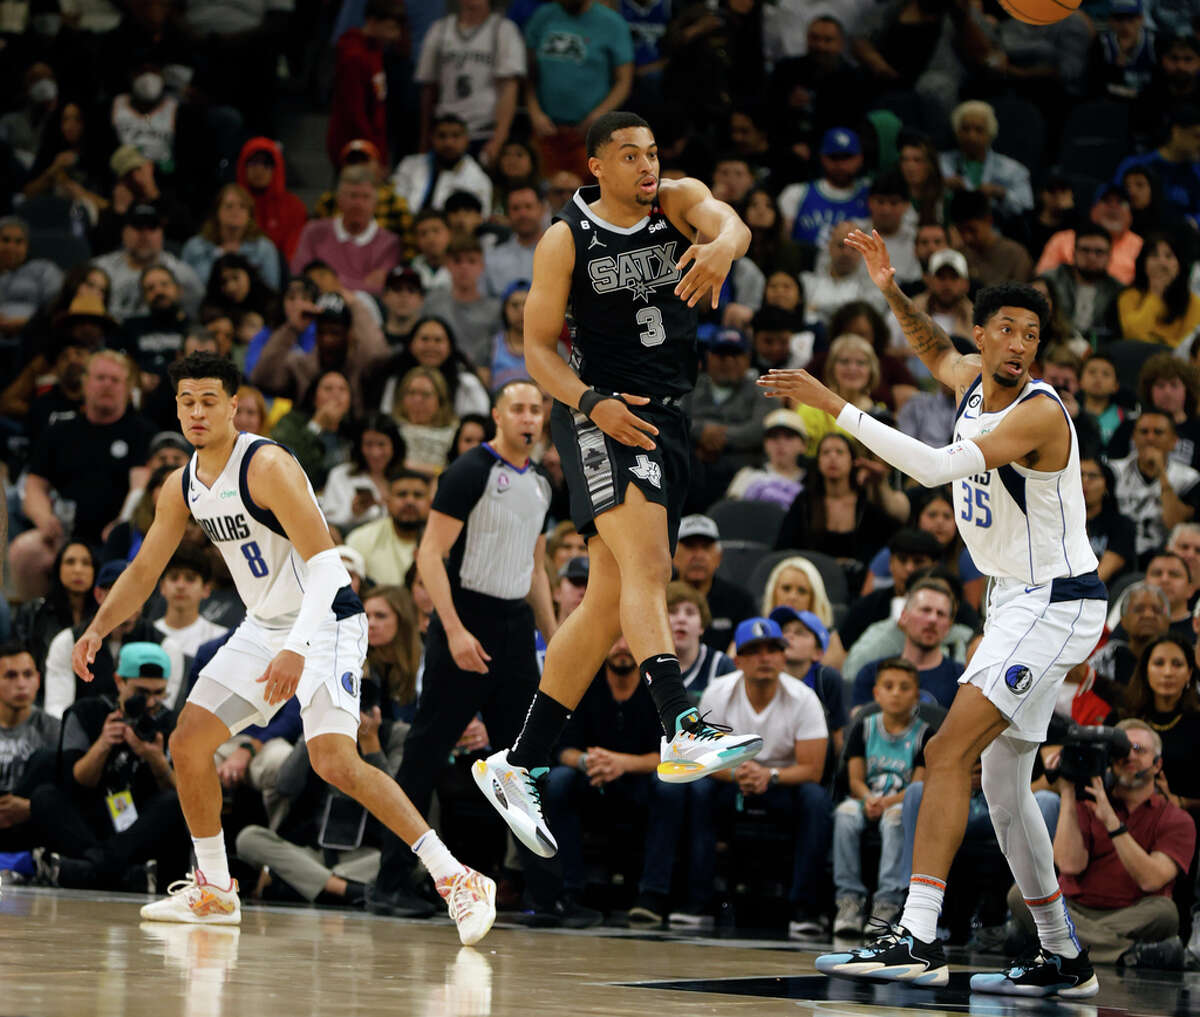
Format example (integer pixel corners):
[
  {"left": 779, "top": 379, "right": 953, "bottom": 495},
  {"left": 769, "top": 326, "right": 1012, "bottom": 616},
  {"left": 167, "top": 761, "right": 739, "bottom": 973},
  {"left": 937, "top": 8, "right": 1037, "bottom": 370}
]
[{"left": 551, "top": 396, "right": 691, "bottom": 553}]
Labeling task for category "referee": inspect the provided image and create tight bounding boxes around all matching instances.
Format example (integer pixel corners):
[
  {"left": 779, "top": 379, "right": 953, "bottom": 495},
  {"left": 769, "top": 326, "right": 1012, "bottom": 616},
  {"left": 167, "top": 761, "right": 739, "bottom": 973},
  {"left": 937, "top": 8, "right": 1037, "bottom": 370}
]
[{"left": 370, "top": 379, "right": 557, "bottom": 911}]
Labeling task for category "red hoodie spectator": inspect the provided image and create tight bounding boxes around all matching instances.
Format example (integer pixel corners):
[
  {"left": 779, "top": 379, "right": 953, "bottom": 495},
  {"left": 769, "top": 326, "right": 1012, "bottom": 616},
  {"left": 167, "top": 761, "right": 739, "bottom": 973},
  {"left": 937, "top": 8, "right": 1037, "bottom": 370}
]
[
  {"left": 236, "top": 138, "right": 309, "bottom": 262},
  {"left": 327, "top": 0, "right": 405, "bottom": 170}
]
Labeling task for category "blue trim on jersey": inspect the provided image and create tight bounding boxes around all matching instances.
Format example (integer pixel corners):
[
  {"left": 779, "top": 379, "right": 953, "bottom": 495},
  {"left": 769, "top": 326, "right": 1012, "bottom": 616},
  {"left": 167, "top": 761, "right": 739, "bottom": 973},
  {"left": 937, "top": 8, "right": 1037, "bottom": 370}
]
[
  {"left": 482, "top": 441, "right": 530, "bottom": 473},
  {"left": 954, "top": 376, "right": 982, "bottom": 423},
  {"left": 238, "top": 438, "right": 287, "bottom": 538},
  {"left": 181, "top": 462, "right": 190, "bottom": 503},
  {"left": 996, "top": 464, "right": 1027, "bottom": 513},
  {"left": 332, "top": 584, "right": 364, "bottom": 619},
  {"left": 1049, "top": 571, "right": 1107, "bottom": 602}
]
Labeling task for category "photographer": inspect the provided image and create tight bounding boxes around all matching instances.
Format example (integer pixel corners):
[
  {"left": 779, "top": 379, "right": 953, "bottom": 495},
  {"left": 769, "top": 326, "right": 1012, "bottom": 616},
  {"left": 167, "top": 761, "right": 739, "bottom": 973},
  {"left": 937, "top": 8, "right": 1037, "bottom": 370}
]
[
  {"left": 29, "top": 643, "right": 189, "bottom": 891},
  {"left": 1007, "top": 720, "right": 1195, "bottom": 968}
]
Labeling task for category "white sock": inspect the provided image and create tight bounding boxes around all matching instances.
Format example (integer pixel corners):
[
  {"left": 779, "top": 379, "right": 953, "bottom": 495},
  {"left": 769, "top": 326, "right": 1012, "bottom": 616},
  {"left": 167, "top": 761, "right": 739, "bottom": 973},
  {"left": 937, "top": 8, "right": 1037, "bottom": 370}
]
[
  {"left": 412, "top": 830, "right": 466, "bottom": 883},
  {"left": 192, "top": 833, "right": 231, "bottom": 889},
  {"left": 899, "top": 875, "right": 944, "bottom": 942},
  {"left": 1026, "top": 889, "right": 1081, "bottom": 958}
]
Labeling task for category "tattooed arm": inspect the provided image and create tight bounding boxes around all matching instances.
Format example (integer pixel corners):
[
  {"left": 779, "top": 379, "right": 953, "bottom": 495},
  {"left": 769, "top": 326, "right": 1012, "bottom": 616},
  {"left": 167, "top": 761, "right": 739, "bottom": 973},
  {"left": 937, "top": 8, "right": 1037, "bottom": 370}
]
[{"left": 843, "top": 229, "right": 980, "bottom": 392}]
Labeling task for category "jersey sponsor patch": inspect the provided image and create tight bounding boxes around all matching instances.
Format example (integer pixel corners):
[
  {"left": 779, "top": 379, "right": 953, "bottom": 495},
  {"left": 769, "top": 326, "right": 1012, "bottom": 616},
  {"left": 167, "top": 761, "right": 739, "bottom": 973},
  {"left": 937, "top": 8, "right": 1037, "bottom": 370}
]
[{"left": 629, "top": 454, "right": 662, "bottom": 488}]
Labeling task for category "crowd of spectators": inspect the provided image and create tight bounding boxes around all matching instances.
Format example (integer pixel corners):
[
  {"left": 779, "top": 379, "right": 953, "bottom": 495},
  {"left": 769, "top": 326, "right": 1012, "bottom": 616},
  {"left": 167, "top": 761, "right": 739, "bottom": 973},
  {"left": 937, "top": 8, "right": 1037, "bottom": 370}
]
[{"left": 5, "top": 0, "right": 1200, "bottom": 971}]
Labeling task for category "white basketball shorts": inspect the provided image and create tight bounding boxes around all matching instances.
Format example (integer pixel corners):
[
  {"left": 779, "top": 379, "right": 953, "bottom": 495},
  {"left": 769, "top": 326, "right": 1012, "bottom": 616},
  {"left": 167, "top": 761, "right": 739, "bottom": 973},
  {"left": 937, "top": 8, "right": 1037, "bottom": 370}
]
[
  {"left": 190, "top": 612, "right": 368, "bottom": 740},
  {"left": 962, "top": 573, "right": 1107, "bottom": 742}
]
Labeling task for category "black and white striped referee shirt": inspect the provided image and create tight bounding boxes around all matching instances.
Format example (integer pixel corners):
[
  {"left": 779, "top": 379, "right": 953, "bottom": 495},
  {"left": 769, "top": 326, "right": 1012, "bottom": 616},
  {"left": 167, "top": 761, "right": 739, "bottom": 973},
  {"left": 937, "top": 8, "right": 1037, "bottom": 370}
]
[{"left": 432, "top": 444, "right": 552, "bottom": 601}]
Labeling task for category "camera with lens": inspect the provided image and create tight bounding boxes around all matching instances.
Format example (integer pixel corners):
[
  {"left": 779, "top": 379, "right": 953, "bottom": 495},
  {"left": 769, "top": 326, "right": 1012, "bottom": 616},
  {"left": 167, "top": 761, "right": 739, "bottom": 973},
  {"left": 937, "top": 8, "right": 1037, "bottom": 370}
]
[
  {"left": 1048, "top": 724, "right": 1132, "bottom": 792},
  {"left": 123, "top": 692, "right": 168, "bottom": 742}
]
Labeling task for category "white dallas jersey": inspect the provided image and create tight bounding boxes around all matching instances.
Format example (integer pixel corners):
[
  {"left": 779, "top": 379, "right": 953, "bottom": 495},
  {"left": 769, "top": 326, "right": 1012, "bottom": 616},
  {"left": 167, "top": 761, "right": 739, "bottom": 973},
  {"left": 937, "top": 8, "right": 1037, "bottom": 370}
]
[
  {"left": 183, "top": 433, "right": 346, "bottom": 627},
  {"left": 951, "top": 376, "right": 1097, "bottom": 586}
]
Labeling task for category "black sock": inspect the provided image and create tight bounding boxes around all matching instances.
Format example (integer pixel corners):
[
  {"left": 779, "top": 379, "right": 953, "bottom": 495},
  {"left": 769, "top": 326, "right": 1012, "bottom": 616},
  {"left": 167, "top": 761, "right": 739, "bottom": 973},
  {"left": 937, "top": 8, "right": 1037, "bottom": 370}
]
[
  {"left": 640, "top": 654, "right": 694, "bottom": 736},
  {"left": 508, "top": 690, "right": 572, "bottom": 770}
]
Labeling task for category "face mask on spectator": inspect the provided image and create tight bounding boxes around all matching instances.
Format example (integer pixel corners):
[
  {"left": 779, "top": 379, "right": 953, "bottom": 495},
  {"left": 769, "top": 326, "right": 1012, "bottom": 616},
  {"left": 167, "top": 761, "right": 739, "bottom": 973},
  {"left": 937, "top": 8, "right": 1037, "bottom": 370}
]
[
  {"left": 29, "top": 77, "right": 57, "bottom": 104},
  {"left": 132, "top": 72, "right": 164, "bottom": 104}
]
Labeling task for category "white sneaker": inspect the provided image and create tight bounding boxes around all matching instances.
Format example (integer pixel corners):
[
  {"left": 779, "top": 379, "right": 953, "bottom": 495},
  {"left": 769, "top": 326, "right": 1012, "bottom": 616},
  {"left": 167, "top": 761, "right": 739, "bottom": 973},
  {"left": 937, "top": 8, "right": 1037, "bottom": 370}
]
[
  {"left": 658, "top": 710, "right": 764, "bottom": 783},
  {"left": 668, "top": 910, "right": 715, "bottom": 930},
  {"left": 437, "top": 868, "right": 497, "bottom": 947},
  {"left": 472, "top": 750, "right": 558, "bottom": 857},
  {"left": 140, "top": 870, "right": 241, "bottom": 925}
]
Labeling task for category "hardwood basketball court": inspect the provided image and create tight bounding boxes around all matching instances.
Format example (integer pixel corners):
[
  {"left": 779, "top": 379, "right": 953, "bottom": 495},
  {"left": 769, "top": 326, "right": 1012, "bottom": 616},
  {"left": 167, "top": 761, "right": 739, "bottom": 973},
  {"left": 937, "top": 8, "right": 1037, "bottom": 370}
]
[{"left": 0, "top": 886, "right": 1191, "bottom": 1016}]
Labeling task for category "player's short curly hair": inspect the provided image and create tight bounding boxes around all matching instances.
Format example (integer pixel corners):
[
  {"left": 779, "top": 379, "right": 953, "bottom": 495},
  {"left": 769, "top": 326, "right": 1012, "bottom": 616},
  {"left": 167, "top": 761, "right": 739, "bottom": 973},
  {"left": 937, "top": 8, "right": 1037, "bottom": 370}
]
[
  {"left": 972, "top": 283, "right": 1050, "bottom": 336},
  {"left": 586, "top": 111, "right": 651, "bottom": 158},
  {"left": 168, "top": 351, "right": 241, "bottom": 396}
]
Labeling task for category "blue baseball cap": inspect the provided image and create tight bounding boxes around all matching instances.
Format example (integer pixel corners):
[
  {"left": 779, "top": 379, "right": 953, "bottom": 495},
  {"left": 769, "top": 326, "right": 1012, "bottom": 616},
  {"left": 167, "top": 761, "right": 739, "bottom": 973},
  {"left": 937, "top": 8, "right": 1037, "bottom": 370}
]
[
  {"left": 820, "top": 128, "right": 861, "bottom": 157},
  {"left": 768, "top": 607, "right": 829, "bottom": 651},
  {"left": 117, "top": 641, "right": 171, "bottom": 679},
  {"left": 734, "top": 617, "right": 788, "bottom": 653},
  {"left": 1109, "top": 0, "right": 1143, "bottom": 15},
  {"left": 96, "top": 560, "right": 126, "bottom": 588},
  {"left": 708, "top": 328, "right": 749, "bottom": 354}
]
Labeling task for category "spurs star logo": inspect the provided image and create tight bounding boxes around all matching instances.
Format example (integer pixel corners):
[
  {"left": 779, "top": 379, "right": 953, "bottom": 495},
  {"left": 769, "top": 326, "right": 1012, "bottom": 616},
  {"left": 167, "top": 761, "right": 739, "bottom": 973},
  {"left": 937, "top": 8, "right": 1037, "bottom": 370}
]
[{"left": 629, "top": 455, "right": 662, "bottom": 488}]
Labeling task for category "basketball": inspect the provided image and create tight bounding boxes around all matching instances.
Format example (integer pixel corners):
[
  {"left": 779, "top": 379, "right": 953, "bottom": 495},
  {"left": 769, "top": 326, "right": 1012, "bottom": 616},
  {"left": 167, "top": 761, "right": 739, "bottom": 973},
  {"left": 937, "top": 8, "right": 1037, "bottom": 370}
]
[{"left": 998, "top": 0, "right": 1081, "bottom": 24}]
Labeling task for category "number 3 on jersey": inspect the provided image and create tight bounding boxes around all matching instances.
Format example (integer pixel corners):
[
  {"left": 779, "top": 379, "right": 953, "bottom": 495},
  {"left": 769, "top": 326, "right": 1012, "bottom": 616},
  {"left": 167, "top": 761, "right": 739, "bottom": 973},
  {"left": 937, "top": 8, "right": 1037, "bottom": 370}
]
[
  {"left": 240, "top": 540, "right": 270, "bottom": 578},
  {"left": 960, "top": 481, "right": 991, "bottom": 528},
  {"left": 636, "top": 305, "right": 666, "bottom": 348}
]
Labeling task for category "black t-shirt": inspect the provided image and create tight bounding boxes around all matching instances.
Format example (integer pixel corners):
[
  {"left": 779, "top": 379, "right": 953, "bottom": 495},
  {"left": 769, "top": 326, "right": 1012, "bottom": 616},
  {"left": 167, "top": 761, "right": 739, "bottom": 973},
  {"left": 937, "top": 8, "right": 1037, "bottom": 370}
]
[
  {"left": 61, "top": 694, "right": 176, "bottom": 806},
  {"left": 26, "top": 410, "right": 154, "bottom": 543},
  {"left": 1142, "top": 708, "right": 1200, "bottom": 799},
  {"left": 118, "top": 309, "right": 188, "bottom": 375},
  {"left": 25, "top": 389, "right": 82, "bottom": 447},
  {"left": 556, "top": 671, "right": 663, "bottom": 759},
  {"left": 1087, "top": 505, "right": 1137, "bottom": 580},
  {"left": 701, "top": 574, "right": 757, "bottom": 651},
  {"left": 555, "top": 185, "right": 699, "bottom": 398}
]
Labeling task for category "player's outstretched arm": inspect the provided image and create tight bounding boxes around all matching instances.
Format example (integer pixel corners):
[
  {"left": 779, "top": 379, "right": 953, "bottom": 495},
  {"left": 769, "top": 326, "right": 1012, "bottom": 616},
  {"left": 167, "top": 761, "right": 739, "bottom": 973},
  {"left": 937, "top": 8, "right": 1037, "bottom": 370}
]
[
  {"left": 759, "top": 368, "right": 986, "bottom": 488},
  {"left": 73, "top": 468, "right": 190, "bottom": 681},
  {"left": 662, "top": 177, "right": 751, "bottom": 309},
  {"left": 525, "top": 222, "right": 660, "bottom": 451},
  {"left": 761, "top": 370, "right": 1069, "bottom": 486},
  {"left": 842, "top": 228, "right": 979, "bottom": 392}
]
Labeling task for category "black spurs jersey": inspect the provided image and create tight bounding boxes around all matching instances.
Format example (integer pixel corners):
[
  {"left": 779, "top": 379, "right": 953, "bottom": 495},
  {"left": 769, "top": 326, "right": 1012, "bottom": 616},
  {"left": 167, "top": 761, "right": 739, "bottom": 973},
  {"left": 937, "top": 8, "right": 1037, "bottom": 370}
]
[{"left": 555, "top": 185, "right": 698, "bottom": 398}]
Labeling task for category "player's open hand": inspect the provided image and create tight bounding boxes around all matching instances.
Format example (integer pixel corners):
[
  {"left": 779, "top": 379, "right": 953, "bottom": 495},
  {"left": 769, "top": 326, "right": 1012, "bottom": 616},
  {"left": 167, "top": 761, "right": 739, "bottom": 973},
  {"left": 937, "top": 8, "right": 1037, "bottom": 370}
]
[
  {"left": 675, "top": 241, "right": 734, "bottom": 309},
  {"left": 757, "top": 369, "right": 844, "bottom": 416},
  {"left": 257, "top": 649, "right": 304, "bottom": 705},
  {"left": 448, "top": 626, "right": 492, "bottom": 674},
  {"left": 842, "top": 229, "right": 896, "bottom": 292},
  {"left": 590, "top": 394, "right": 659, "bottom": 450},
  {"left": 72, "top": 630, "right": 103, "bottom": 683}
]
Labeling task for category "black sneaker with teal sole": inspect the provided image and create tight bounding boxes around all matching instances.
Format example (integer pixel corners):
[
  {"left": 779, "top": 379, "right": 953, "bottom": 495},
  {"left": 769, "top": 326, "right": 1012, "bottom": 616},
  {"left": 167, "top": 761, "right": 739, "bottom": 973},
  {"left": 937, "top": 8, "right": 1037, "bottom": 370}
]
[
  {"left": 970, "top": 949, "right": 1099, "bottom": 997},
  {"left": 815, "top": 922, "right": 948, "bottom": 987}
]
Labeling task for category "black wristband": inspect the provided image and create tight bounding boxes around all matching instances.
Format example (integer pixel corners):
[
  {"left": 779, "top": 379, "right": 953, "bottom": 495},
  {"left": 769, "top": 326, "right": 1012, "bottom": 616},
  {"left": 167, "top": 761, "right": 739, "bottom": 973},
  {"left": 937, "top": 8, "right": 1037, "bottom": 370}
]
[
  {"left": 578, "top": 388, "right": 616, "bottom": 419},
  {"left": 1107, "top": 824, "right": 1129, "bottom": 839}
]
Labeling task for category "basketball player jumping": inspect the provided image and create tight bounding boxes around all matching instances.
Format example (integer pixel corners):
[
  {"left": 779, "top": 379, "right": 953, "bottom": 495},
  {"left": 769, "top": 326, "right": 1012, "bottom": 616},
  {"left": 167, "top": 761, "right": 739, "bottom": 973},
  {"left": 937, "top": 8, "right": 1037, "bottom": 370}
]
[
  {"left": 472, "top": 112, "right": 765, "bottom": 857},
  {"left": 759, "top": 229, "right": 1105, "bottom": 997},
  {"left": 72, "top": 352, "right": 495, "bottom": 945}
]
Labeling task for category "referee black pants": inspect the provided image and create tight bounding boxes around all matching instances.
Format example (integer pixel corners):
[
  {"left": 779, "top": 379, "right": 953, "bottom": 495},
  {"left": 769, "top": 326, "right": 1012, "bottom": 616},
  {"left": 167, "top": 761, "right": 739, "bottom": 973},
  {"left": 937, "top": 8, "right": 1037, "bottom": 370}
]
[{"left": 376, "top": 592, "right": 542, "bottom": 892}]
